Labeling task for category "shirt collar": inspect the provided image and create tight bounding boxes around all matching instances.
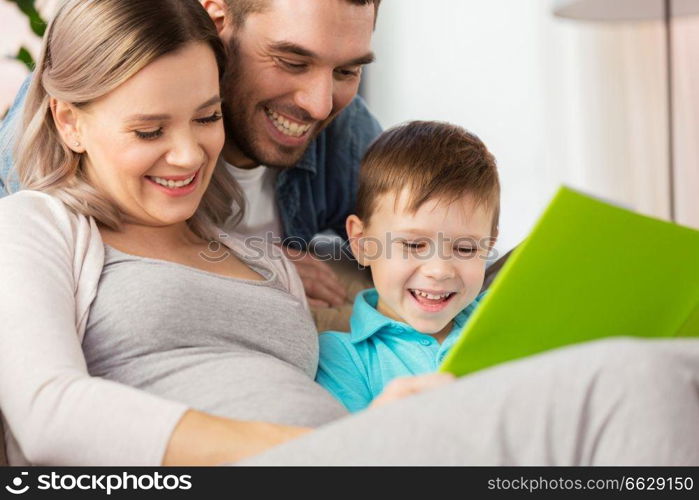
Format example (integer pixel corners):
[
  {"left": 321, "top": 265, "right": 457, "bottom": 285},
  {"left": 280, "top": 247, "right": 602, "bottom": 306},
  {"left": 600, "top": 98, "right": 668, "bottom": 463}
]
[
  {"left": 294, "top": 141, "right": 318, "bottom": 174},
  {"left": 348, "top": 288, "right": 485, "bottom": 344},
  {"left": 219, "top": 147, "right": 317, "bottom": 175}
]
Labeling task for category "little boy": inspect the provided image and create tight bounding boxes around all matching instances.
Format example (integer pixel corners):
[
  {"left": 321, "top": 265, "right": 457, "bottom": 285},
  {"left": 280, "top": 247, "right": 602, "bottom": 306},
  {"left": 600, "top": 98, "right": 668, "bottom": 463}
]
[{"left": 316, "top": 120, "right": 500, "bottom": 412}]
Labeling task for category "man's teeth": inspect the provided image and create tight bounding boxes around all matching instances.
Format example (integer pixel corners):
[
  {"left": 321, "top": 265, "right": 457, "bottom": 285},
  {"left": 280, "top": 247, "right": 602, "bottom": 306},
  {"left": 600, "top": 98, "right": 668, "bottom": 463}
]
[
  {"left": 413, "top": 290, "right": 453, "bottom": 300},
  {"left": 265, "top": 108, "right": 311, "bottom": 137},
  {"left": 150, "top": 173, "right": 195, "bottom": 188}
]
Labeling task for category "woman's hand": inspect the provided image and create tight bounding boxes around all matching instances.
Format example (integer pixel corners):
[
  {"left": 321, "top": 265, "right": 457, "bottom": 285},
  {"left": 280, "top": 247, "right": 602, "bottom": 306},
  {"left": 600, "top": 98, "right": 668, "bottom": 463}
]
[
  {"left": 163, "top": 410, "right": 312, "bottom": 466},
  {"left": 369, "top": 373, "right": 456, "bottom": 409}
]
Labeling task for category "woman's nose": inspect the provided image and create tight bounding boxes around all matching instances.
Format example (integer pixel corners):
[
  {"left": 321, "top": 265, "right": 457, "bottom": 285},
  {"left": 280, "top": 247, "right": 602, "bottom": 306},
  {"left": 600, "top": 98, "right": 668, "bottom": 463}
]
[{"left": 165, "top": 133, "right": 205, "bottom": 169}]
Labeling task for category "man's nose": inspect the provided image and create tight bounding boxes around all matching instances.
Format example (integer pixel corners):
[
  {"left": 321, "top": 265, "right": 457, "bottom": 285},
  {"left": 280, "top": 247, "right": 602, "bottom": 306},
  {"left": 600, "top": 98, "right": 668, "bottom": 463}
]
[
  {"left": 165, "top": 132, "right": 205, "bottom": 169},
  {"left": 294, "top": 71, "right": 334, "bottom": 121}
]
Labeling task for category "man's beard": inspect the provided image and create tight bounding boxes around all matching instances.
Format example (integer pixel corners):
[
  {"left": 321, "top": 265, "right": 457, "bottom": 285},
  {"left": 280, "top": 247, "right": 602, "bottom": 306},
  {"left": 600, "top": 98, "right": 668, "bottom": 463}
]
[
  {"left": 221, "top": 97, "right": 301, "bottom": 169},
  {"left": 221, "top": 38, "right": 330, "bottom": 169}
]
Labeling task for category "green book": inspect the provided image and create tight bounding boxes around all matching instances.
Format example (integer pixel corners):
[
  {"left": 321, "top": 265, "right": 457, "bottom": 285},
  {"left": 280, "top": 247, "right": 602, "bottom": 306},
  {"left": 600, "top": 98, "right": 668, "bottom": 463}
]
[{"left": 439, "top": 186, "right": 699, "bottom": 377}]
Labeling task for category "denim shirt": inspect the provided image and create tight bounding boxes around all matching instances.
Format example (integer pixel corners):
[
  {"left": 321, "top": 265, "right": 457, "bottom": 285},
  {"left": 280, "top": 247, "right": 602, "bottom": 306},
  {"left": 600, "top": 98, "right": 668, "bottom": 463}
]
[
  {"left": 0, "top": 76, "right": 30, "bottom": 196},
  {"left": 0, "top": 75, "right": 382, "bottom": 246},
  {"left": 275, "top": 95, "right": 382, "bottom": 245}
]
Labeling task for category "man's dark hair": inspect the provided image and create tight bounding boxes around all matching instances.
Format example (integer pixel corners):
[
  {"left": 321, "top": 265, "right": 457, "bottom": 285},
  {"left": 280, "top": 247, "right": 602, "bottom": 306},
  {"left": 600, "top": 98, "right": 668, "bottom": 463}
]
[{"left": 225, "top": 0, "right": 381, "bottom": 28}]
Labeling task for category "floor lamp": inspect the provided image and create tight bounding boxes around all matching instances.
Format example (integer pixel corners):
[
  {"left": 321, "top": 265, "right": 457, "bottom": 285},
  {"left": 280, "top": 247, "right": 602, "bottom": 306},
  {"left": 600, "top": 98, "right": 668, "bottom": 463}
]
[{"left": 553, "top": 0, "right": 699, "bottom": 223}]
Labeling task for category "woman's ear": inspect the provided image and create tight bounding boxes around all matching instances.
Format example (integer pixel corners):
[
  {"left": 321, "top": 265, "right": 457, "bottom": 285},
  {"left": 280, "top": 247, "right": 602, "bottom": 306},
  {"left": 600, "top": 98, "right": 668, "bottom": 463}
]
[
  {"left": 346, "top": 214, "right": 368, "bottom": 267},
  {"left": 50, "top": 98, "right": 84, "bottom": 153},
  {"left": 201, "top": 0, "right": 232, "bottom": 37}
]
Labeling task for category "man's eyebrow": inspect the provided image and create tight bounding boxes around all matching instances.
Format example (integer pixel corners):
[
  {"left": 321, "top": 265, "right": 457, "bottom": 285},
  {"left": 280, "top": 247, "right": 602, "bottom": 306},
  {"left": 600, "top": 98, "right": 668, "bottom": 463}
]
[
  {"left": 346, "top": 52, "right": 375, "bottom": 66},
  {"left": 124, "top": 95, "right": 222, "bottom": 122},
  {"left": 269, "top": 41, "right": 375, "bottom": 66}
]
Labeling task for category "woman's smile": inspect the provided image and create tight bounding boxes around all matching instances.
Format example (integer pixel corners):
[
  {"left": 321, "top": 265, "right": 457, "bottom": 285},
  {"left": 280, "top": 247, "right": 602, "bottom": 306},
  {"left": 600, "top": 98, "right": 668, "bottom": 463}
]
[{"left": 144, "top": 168, "right": 202, "bottom": 197}]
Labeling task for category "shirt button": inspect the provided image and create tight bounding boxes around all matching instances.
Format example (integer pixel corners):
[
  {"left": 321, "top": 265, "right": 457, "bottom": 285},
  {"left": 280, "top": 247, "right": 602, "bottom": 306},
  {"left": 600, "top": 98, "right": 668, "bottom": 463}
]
[{"left": 420, "top": 339, "right": 432, "bottom": 346}]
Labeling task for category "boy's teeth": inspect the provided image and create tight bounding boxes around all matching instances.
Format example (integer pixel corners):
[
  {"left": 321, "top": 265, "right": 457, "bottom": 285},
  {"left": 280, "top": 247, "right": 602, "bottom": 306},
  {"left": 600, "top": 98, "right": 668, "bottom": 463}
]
[
  {"left": 413, "top": 290, "right": 452, "bottom": 300},
  {"left": 150, "top": 173, "right": 195, "bottom": 188},
  {"left": 265, "top": 108, "right": 311, "bottom": 137}
]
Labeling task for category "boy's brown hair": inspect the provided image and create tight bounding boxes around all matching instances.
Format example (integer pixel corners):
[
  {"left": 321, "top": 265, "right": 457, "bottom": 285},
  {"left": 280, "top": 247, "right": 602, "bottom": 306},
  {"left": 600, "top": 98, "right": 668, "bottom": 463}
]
[{"left": 356, "top": 121, "right": 500, "bottom": 236}]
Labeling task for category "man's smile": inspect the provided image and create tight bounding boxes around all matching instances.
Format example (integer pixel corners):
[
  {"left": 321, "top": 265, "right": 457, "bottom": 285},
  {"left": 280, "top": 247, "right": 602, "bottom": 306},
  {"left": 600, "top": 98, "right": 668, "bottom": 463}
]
[{"left": 264, "top": 106, "right": 313, "bottom": 138}]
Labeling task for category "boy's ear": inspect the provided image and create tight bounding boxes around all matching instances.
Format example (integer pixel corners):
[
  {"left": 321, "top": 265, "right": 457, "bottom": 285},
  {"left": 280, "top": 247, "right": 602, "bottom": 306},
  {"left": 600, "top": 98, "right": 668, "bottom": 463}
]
[
  {"left": 201, "top": 0, "right": 233, "bottom": 37},
  {"left": 50, "top": 98, "right": 84, "bottom": 153},
  {"left": 346, "top": 215, "right": 368, "bottom": 267}
]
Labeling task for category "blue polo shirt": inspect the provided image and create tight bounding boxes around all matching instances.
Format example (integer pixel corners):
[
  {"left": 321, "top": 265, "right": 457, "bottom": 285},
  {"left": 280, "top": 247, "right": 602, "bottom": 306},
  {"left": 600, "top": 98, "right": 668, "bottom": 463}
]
[{"left": 316, "top": 288, "right": 484, "bottom": 412}]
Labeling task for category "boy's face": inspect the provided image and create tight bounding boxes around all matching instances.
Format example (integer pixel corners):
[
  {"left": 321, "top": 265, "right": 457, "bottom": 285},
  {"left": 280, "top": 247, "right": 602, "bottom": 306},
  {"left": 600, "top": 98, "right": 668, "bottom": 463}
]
[{"left": 347, "top": 189, "right": 494, "bottom": 338}]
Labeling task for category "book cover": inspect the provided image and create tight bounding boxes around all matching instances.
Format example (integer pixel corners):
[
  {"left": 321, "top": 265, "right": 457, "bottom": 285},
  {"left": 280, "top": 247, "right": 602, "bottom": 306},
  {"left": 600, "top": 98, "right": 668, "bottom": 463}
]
[{"left": 439, "top": 186, "right": 699, "bottom": 377}]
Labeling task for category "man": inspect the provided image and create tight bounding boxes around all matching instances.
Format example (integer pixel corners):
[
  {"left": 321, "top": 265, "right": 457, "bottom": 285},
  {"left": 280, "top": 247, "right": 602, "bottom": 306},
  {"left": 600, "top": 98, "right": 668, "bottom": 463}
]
[
  {"left": 0, "top": 0, "right": 383, "bottom": 311},
  {"left": 204, "top": 0, "right": 382, "bottom": 310}
]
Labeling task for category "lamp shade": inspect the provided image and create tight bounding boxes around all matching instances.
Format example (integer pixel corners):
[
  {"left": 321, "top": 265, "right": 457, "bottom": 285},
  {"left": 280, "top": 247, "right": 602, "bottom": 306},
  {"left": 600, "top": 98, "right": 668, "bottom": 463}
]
[{"left": 553, "top": 0, "right": 699, "bottom": 21}]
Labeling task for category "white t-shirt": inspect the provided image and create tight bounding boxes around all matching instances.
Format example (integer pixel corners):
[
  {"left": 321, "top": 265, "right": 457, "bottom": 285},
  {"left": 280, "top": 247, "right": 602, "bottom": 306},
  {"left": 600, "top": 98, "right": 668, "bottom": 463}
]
[{"left": 224, "top": 160, "right": 282, "bottom": 242}]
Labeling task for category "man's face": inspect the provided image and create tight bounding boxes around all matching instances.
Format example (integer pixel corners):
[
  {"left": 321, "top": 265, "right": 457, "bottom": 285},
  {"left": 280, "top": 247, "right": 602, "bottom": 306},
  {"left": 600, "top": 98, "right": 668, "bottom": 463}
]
[{"left": 219, "top": 0, "right": 375, "bottom": 168}]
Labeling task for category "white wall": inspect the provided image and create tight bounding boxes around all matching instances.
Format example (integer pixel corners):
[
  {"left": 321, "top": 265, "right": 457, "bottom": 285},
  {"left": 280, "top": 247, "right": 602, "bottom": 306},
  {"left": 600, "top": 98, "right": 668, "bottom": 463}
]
[
  {"left": 0, "top": 1, "right": 61, "bottom": 113},
  {"left": 364, "top": 0, "right": 695, "bottom": 254},
  {"left": 0, "top": 2, "right": 41, "bottom": 113}
]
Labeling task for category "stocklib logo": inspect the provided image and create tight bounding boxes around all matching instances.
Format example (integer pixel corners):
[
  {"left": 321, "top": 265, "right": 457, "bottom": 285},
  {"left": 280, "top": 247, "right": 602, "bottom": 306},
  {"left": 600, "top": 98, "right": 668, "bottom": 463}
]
[{"left": 5, "top": 472, "right": 29, "bottom": 495}]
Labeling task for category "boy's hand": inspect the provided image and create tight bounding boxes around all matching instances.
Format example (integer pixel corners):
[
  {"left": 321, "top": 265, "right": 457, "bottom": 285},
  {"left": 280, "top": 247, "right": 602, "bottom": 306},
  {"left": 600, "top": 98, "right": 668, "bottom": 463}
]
[
  {"left": 369, "top": 373, "right": 456, "bottom": 409},
  {"left": 281, "top": 246, "right": 347, "bottom": 307}
]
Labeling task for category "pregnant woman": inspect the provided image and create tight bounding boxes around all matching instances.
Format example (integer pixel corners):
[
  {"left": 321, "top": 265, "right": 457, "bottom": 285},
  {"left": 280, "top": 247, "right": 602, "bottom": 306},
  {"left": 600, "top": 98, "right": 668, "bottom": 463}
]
[{"left": 1, "top": 0, "right": 697, "bottom": 466}]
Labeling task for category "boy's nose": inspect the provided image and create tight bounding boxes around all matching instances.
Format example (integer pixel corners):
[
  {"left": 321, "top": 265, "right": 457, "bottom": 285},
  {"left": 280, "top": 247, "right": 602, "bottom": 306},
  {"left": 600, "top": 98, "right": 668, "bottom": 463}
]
[{"left": 421, "top": 259, "right": 456, "bottom": 281}]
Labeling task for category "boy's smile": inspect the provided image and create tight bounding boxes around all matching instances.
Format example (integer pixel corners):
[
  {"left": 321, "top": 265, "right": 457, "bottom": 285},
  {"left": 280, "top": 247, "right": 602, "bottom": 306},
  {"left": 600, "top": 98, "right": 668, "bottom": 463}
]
[
  {"left": 408, "top": 288, "right": 458, "bottom": 312},
  {"left": 347, "top": 188, "right": 495, "bottom": 342}
]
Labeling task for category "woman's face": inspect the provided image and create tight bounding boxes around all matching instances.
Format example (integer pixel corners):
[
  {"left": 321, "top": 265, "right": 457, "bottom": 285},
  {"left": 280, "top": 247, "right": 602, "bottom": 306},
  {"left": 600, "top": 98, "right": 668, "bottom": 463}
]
[{"left": 75, "top": 42, "right": 224, "bottom": 227}]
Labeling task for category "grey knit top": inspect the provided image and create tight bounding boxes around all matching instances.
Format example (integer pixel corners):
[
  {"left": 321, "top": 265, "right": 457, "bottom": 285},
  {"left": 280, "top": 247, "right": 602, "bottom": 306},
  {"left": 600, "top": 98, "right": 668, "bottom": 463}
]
[{"left": 83, "top": 244, "right": 348, "bottom": 427}]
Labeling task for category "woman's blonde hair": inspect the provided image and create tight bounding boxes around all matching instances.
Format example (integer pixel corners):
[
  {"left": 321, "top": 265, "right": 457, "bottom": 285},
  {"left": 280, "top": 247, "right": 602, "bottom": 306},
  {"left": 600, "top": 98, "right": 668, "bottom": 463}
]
[{"left": 14, "top": 0, "right": 244, "bottom": 240}]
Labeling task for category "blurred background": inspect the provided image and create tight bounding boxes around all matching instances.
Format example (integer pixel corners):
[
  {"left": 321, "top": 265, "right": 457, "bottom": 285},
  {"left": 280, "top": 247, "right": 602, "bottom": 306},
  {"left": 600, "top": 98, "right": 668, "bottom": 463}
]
[{"left": 2, "top": 0, "right": 698, "bottom": 253}]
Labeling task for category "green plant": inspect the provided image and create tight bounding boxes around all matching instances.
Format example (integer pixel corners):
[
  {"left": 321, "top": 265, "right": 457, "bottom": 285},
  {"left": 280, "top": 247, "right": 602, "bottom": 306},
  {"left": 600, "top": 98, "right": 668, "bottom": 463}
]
[{"left": 5, "top": 0, "right": 47, "bottom": 71}]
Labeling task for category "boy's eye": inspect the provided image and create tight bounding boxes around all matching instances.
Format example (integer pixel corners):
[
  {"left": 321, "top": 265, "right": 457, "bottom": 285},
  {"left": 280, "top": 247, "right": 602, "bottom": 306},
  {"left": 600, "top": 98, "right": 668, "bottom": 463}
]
[
  {"left": 196, "top": 111, "right": 223, "bottom": 124},
  {"left": 402, "top": 241, "right": 426, "bottom": 250},
  {"left": 456, "top": 247, "right": 477, "bottom": 255},
  {"left": 134, "top": 128, "right": 163, "bottom": 140}
]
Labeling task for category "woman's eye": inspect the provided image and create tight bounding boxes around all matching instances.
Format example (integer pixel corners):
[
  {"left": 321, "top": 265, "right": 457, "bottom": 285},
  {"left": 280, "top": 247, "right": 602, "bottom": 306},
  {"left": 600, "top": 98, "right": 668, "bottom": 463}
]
[
  {"left": 196, "top": 111, "right": 222, "bottom": 124},
  {"left": 134, "top": 128, "right": 163, "bottom": 140}
]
